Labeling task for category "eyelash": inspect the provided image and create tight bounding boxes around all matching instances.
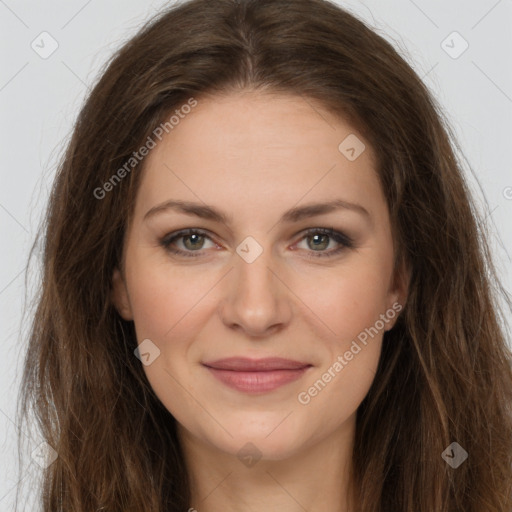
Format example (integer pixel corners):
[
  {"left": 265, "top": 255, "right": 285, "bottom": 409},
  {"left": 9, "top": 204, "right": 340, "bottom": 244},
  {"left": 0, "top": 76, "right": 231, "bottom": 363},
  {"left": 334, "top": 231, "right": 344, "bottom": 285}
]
[{"left": 159, "top": 227, "right": 354, "bottom": 259}]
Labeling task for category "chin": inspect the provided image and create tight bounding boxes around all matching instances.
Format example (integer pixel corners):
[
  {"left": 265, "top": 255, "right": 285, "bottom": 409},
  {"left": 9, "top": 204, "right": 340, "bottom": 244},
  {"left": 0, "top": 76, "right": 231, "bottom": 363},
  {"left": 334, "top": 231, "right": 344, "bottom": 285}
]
[
  {"left": 219, "top": 434, "right": 304, "bottom": 463},
  {"left": 207, "top": 413, "right": 312, "bottom": 462}
]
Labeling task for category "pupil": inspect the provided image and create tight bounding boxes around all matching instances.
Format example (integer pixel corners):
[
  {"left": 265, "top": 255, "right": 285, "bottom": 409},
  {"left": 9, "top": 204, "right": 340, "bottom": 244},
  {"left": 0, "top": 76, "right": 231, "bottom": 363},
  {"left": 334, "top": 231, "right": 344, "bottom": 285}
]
[
  {"left": 185, "top": 234, "right": 203, "bottom": 250},
  {"left": 310, "top": 234, "right": 328, "bottom": 250}
]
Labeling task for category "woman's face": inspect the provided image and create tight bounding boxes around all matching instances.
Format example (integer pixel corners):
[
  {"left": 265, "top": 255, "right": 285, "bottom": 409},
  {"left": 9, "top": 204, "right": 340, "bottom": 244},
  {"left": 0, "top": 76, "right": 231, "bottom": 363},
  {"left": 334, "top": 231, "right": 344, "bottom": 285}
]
[{"left": 112, "top": 91, "right": 408, "bottom": 462}]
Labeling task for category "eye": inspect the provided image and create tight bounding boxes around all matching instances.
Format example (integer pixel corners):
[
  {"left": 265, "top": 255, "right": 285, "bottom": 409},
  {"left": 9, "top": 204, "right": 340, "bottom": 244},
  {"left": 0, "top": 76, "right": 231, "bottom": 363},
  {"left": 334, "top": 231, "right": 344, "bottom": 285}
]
[
  {"left": 294, "top": 227, "right": 354, "bottom": 259},
  {"left": 160, "top": 227, "right": 354, "bottom": 259},
  {"left": 160, "top": 229, "right": 218, "bottom": 258}
]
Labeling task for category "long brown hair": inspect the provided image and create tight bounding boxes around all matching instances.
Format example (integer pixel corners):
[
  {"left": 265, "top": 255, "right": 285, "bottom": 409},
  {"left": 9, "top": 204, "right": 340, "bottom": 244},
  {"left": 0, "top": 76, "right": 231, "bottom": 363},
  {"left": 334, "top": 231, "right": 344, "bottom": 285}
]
[{"left": 17, "top": 0, "right": 512, "bottom": 510}]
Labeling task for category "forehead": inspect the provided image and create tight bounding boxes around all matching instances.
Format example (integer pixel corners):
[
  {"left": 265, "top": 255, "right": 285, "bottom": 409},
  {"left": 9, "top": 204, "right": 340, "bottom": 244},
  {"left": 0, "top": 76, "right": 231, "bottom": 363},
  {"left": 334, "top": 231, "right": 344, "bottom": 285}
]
[
  {"left": 154, "top": 91, "right": 374, "bottom": 164},
  {"left": 133, "top": 91, "right": 383, "bottom": 225}
]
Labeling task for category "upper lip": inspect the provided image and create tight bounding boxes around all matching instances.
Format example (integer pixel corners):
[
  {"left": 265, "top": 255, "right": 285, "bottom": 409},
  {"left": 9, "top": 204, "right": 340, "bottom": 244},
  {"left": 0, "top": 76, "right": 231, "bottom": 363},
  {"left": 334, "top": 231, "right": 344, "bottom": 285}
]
[{"left": 202, "top": 357, "right": 311, "bottom": 371}]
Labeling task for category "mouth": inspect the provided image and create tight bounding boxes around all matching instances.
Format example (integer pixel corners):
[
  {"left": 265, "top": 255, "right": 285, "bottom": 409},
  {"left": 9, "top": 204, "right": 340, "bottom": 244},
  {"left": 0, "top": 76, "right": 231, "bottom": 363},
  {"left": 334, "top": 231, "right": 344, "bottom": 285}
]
[{"left": 202, "top": 357, "right": 313, "bottom": 394}]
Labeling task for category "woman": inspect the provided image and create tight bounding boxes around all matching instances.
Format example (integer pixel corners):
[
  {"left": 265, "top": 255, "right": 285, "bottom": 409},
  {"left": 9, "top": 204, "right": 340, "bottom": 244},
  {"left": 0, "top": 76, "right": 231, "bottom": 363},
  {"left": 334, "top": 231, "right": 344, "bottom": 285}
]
[{"left": 17, "top": 0, "right": 512, "bottom": 510}]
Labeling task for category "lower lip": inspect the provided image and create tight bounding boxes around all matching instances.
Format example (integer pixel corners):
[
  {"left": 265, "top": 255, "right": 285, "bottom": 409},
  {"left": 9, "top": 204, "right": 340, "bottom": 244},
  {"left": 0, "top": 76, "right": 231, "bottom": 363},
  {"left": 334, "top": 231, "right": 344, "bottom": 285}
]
[{"left": 204, "top": 366, "right": 311, "bottom": 393}]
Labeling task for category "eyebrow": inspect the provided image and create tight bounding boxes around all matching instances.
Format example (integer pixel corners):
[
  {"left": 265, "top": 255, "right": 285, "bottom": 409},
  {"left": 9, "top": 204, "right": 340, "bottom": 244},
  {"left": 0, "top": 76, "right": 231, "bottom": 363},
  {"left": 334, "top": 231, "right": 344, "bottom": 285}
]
[{"left": 143, "top": 198, "right": 370, "bottom": 225}]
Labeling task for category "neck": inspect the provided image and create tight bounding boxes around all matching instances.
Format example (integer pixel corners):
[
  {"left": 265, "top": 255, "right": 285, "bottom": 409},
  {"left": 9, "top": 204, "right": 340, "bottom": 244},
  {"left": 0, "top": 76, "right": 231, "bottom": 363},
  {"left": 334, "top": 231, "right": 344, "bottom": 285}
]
[{"left": 178, "top": 415, "right": 358, "bottom": 512}]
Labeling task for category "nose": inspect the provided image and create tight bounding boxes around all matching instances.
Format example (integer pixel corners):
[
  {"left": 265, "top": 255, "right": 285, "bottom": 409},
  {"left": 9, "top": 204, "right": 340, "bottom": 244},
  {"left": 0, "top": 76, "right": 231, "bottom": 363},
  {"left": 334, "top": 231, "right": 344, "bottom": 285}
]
[{"left": 219, "top": 246, "right": 293, "bottom": 338}]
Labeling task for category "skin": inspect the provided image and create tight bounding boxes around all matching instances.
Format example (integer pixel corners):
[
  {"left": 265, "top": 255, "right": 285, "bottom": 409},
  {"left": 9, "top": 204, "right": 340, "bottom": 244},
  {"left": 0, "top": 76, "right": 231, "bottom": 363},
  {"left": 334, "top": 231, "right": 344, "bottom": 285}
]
[{"left": 112, "top": 90, "right": 409, "bottom": 512}]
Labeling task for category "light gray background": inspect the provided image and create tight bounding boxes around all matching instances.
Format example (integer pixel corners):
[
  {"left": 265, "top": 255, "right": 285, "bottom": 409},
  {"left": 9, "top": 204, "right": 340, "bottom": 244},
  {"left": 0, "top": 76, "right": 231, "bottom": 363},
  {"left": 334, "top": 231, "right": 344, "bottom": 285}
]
[{"left": 1, "top": 0, "right": 511, "bottom": 509}]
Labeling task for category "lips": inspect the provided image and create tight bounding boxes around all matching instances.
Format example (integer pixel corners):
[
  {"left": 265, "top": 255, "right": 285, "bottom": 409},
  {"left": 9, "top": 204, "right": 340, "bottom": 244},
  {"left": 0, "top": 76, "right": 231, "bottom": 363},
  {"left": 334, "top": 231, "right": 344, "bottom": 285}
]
[
  {"left": 202, "top": 357, "right": 312, "bottom": 393},
  {"left": 203, "top": 357, "right": 310, "bottom": 371}
]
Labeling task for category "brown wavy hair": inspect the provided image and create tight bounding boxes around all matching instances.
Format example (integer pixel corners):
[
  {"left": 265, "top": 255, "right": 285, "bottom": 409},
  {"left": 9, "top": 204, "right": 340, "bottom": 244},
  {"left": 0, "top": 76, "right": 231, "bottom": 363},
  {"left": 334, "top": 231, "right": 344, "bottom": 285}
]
[{"left": 16, "top": 0, "right": 512, "bottom": 510}]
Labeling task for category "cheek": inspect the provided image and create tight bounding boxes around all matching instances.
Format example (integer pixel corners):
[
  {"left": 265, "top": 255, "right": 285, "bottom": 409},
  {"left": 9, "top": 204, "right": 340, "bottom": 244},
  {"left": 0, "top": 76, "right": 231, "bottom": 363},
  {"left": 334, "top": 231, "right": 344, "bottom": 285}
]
[
  {"left": 293, "top": 256, "right": 393, "bottom": 346},
  {"left": 126, "top": 254, "right": 212, "bottom": 341},
  {"left": 125, "top": 261, "right": 215, "bottom": 425},
  {"left": 290, "top": 256, "right": 391, "bottom": 414},
  {"left": 124, "top": 256, "right": 222, "bottom": 394},
  {"left": 293, "top": 277, "right": 386, "bottom": 437}
]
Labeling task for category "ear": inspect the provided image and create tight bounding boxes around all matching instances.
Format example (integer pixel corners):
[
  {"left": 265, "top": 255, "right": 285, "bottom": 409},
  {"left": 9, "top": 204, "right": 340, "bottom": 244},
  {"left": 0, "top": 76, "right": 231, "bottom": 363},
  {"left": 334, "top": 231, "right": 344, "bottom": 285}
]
[
  {"left": 111, "top": 266, "right": 134, "bottom": 321},
  {"left": 385, "top": 257, "right": 410, "bottom": 331}
]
